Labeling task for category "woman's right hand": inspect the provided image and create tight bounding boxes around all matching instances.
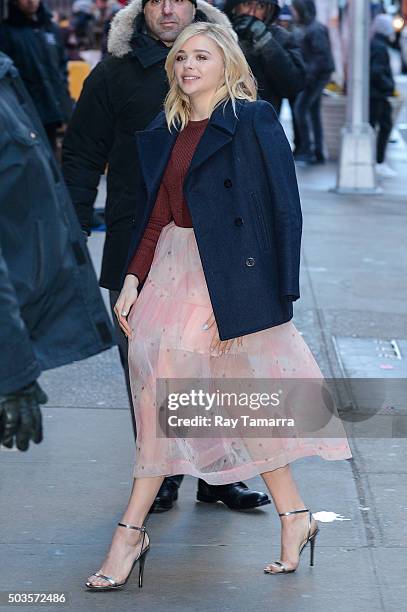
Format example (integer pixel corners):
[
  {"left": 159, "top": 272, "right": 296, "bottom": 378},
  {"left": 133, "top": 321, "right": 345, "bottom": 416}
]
[{"left": 114, "top": 274, "right": 140, "bottom": 339}]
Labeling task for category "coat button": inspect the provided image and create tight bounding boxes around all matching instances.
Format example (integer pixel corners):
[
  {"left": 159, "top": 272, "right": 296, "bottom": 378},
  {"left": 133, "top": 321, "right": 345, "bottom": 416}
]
[
  {"left": 234, "top": 217, "right": 244, "bottom": 226},
  {"left": 224, "top": 178, "right": 232, "bottom": 188},
  {"left": 245, "top": 257, "right": 255, "bottom": 267},
  {"left": 29, "top": 131, "right": 37, "bottom": 139}
]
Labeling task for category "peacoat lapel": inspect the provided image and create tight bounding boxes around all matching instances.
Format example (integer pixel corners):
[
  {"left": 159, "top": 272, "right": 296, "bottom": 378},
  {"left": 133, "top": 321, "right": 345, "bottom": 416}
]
[
  {"left": 135, "top": 99, "right": 246, "bottom": 202},
  {"left": 135, "top": 113, "right": 178, "bottom": 203},
  {"left": 186, "top": 99, "right": 245, "bottom": 178}
]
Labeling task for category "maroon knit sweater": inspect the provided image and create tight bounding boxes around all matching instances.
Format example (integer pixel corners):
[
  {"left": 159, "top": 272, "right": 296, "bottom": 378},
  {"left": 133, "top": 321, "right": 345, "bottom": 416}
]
[{"left": 127, "top": 117, "right": 209, "bottom": 283}]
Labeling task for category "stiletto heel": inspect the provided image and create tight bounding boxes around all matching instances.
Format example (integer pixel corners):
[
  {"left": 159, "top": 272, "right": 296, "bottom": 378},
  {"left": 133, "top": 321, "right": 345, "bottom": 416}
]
[
  {"left": 138, "top": 546, "right": 149, "bottom": 588},
  {"left": 264, "top": 508, "right": 319, "bottom": 575},
  {"left": 310, "top": 529, "right": 317, "bottom": 566},
  {"left": 85, "top": 522, "right": 150, "bottom": 591}
]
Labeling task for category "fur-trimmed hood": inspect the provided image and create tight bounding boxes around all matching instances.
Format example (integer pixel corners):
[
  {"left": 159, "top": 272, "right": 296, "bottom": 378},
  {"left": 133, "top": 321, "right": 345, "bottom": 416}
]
[{"left": 108, "top": 0, "right": 233, "bottom": 58}]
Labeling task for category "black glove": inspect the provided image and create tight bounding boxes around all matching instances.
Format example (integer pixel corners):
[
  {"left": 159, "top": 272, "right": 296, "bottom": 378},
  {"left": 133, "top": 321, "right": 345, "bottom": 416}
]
[
  {"left": 232, "top": 15, "right": 272, "bottom": 50},
  {"left": 0, "top": 381, "right": 47, "bottom": 451}
]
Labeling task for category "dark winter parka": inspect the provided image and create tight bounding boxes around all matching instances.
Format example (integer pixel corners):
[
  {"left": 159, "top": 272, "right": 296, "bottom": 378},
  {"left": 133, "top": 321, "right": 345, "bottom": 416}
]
[
  {"left": 125, "top": 99, "right": 303, "bottom": 341},
  {"left": 291, "top": 0, "right": 335, "bottom": 85},
  {"left": 370, "top": 33, "right": 395, "bottom": 100},
  {"left": 62, "top": 0, "right": 231, "bottom": 291},
  {"left": 0, "top": 52, "right": 114, "bottom": 395},
  {"left": 0, "top": 1, "right": 72, "bottom": 126}
]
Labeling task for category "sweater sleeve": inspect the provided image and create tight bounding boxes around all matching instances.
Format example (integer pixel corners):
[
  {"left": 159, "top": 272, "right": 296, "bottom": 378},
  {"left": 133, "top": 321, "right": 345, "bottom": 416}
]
[
  {"left": 127, "top": 182, "right": 172, "bottom": 283},
  {"left": 0, "top": 245, "right": 41, "bottom": 395}
]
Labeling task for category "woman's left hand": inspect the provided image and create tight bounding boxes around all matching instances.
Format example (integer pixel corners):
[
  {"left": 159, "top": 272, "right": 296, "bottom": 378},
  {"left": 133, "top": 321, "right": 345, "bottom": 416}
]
[{"left": 203, "top": 312, "right": 243, "bottom": 356}]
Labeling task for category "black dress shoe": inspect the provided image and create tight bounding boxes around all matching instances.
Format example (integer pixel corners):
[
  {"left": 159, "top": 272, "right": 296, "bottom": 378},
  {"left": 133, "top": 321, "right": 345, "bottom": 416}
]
[
  {"left": 196, "top": 480, "right": 271, "bottom": 510},
  {"left": 148, "top": 477, "right": 181, "bottom": 513}
]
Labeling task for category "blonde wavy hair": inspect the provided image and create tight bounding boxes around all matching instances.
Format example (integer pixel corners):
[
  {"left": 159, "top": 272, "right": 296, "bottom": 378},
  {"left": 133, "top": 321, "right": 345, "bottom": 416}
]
[{"left": 164, "top": 22, "right": 257, "bottom": 131}]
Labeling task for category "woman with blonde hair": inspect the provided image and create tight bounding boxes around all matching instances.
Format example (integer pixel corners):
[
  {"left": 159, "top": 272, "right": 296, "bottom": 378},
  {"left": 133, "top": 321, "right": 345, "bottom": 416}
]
[{"left": 85, "top": 21, "right": 352, "bottom": 591}]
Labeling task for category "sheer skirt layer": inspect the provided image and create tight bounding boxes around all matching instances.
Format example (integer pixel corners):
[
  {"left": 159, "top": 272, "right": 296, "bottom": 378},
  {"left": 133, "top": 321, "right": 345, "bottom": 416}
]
[{"left": 128, "top": 221, "right": 352, "bottom": 484}]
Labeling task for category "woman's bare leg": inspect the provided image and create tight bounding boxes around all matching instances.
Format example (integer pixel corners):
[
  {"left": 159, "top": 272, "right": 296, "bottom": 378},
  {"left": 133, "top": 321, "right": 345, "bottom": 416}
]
[
  {"left": 87, "top": 475, "right": 165, "bottom": 587},
  {"left": 261, "top": 464, "right": 318, "bottom": 572}
]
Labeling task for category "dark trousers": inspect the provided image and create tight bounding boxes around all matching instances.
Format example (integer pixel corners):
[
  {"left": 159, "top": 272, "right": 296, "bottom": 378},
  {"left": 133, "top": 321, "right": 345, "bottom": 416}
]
[
  {"left": 293, "top": 77, "right": 328, "bottom": 157},
  {"left": 369, "top": 98, "right": 393, "bottom": 164},
  {"left": 109, "top": 290, "right": 184, "bottom": 488}
]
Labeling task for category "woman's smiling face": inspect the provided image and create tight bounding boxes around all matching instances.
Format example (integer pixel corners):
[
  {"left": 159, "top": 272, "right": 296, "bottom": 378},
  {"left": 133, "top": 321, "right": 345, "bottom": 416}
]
[{"left": 174, "top": 34, "right": 225, "bottom": 99}]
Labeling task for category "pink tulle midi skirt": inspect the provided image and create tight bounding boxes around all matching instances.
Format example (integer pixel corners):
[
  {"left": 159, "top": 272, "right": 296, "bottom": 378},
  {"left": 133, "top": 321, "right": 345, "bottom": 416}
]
[{"left": 128, "top": 221, "right": 352, "bottom": 484}]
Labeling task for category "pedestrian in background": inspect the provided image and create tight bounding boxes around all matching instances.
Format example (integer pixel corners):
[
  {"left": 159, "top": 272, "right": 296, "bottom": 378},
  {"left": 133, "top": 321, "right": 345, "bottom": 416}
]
[
  {"left": 0, "top": 0, "right": 73, "bottom": 151},
  {"left": 57, "top": 12, "right": 83, "bottom": 60},
  {"left": 291, "top": 0, "right": 335, "bottom": 164},
  {"left": 224, "top": 0, "right": 306, "bottom": 115},
  {"left": 71, "top": 0, "right": 96, "bottom": 49},
  {"left": 370, "top": 12, "right": 397, "bottom": 178}
]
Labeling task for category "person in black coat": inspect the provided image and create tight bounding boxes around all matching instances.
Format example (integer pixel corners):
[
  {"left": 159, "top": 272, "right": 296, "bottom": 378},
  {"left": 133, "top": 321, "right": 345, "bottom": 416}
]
[
  {"left": 0, "top": 49, "right": 114, "bottom": 451},
  {"left": 224, "top": 0, "right": 306, "bottom": 114},
  {"left": 0, "top": 0, "right": 73, "bottom": 150},
  {"left": 369, "top": 13, "right": 397, "bottom": 178},
  {"left": 291, "top": 0, "right": 335, "bottom": 164},
  {"left": 62, "top": 0, "right": 270, "bottom": 513}
]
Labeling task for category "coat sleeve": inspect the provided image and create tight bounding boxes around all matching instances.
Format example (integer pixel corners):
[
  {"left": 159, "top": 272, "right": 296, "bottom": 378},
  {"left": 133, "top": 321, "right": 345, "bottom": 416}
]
[
  {"left": 61, "top": 61, "right": 115, "bottom": 234},
  {"left": 252, "top": 101, "right": 303, "bottom": 300},
  {"left": 257, "top": 27, "right": 306, "bottom": 99},
  {"left": 0, "top": 246, "right": 41, "bottom": 396}
]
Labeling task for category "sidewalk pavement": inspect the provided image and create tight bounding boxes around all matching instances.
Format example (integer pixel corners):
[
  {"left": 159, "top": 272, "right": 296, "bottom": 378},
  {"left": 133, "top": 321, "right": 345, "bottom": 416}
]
[{"left": 1, "top": 111, "right": 407, "bottom": 612}]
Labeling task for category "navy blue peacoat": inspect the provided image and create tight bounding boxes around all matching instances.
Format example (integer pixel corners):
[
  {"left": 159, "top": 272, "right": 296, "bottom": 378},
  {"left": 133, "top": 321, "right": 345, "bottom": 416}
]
[{"left": 126, "top": 98, "right": 303, "bottom": 341}]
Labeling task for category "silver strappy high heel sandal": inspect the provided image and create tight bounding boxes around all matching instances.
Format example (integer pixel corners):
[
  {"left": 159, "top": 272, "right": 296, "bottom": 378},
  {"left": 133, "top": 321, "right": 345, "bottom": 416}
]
[
  {"left": 264, "top": 508, "right": 319, "bottom": 574},
  {"left": 85, "top": 522, "right": 150, "bottom": 590}
]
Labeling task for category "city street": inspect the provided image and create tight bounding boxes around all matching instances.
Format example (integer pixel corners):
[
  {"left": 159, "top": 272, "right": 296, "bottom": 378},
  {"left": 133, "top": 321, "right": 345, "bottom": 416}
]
[{"left": 1, "top": 77, "right": 407, "bottom": 612}]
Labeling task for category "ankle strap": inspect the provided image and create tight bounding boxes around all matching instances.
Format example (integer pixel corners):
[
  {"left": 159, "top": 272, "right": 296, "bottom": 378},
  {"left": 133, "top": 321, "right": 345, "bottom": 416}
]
[
  {"left": 278, "top": 508, "right": 309, "bottom": 517},
  {"left": 117, "top": 522, "right": 146, "bottom": 532}
]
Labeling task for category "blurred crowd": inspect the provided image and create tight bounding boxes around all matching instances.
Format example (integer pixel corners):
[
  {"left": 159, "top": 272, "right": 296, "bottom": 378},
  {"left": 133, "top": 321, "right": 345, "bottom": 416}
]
[{"left": 60, "top": 0, "right": 124, "bottom": 58}]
